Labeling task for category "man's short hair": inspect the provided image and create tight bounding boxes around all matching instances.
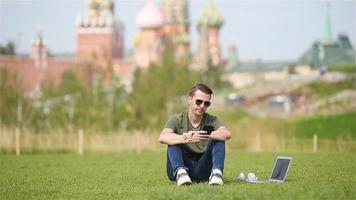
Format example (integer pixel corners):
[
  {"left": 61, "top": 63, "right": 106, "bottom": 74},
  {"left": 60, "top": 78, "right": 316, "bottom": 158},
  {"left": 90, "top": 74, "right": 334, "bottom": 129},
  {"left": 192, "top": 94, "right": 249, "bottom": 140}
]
[{"left": 189, "top": 83, "right": 213, "bottom": 97}]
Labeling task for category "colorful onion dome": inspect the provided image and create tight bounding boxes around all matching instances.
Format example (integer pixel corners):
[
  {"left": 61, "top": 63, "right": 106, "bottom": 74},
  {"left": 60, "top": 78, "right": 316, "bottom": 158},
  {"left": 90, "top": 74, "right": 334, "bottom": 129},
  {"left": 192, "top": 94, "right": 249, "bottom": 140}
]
[
  {"left": 136, "top": 0, "right": 163, "bottom": 29},
  {"left": 198, "top": 0, "right": 224, "bottom": 28}
]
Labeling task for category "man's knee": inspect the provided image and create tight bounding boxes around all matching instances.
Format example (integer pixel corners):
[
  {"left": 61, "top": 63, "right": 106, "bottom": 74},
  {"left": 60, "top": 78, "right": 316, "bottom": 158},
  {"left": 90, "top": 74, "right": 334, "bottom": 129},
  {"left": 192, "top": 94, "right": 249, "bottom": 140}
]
[
  {"left": 207, "top": 140, "right": 225, "bottom": 152},
  {"left": 212, "top": 140, "right": 225, "bottom": 146},
  {"left": 167, "top": 144, "right": 183, "bottom": 152}
]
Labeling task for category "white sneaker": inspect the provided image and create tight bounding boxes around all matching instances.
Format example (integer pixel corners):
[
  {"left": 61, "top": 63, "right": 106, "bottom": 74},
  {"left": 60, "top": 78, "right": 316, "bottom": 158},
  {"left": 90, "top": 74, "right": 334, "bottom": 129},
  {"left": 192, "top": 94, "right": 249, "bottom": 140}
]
[
  {"left": 209, "top": 169, "right": 223, "bottom": 185},
  {"left": 176, "top": 168, "right": 192, "bottom": 186}
]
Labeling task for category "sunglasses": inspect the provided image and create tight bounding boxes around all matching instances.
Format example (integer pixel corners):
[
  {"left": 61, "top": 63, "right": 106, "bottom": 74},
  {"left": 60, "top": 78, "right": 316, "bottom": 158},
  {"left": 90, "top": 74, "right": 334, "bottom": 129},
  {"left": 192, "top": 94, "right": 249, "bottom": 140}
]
[{"left": 195, "top": 99, "right": 211, "bottom": 107}]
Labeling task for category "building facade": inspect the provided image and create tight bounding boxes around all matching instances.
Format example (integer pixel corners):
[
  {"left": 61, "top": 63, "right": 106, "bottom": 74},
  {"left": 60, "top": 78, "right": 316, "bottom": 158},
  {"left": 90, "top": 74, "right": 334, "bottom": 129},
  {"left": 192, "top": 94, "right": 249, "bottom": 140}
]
[
  {"left": 0, "top": 0, "right": 225, "bottom": 93},
  {"left": 76, "top": 0, "right": 124, "bottom": 67},
  {"left": 191, "top": 0, "right": 224, "bottom": 70}
]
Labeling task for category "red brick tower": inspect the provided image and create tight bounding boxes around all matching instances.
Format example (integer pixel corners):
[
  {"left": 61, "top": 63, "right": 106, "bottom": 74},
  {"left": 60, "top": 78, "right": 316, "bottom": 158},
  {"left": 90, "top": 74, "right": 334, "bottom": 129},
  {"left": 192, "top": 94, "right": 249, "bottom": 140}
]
[{"left": 76, "top": 0, "right": 124, "bottom": 67}]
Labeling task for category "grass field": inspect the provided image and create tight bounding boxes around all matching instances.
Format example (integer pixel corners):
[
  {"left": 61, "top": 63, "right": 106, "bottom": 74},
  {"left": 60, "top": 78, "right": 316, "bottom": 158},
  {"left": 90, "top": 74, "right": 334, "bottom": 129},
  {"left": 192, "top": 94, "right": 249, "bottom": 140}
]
[
  {"left": 291, "top": 112, "right": 356, "bottom": 139},
  {"left": 213, "top": 107, "right": 356, "bottom": 140},
  {"left": 1, "top": 152, "right": 356, "bottom": 200}
]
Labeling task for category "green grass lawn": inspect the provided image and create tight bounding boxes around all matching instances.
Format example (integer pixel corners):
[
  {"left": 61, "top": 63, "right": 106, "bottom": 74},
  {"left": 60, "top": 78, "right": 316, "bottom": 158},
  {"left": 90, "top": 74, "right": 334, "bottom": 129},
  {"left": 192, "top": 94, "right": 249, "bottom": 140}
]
[
  {"left": 291, "top": 112, "right": 356, "bottom": 139},
  {"left": 329, "top": 63, "right": 356, "bottom": 74},
  {"left": 213, "top": 106, "right": 356, "bottom": 141},
  {"left": 1, "top": 152, "right": 356, "bottom": 200}
]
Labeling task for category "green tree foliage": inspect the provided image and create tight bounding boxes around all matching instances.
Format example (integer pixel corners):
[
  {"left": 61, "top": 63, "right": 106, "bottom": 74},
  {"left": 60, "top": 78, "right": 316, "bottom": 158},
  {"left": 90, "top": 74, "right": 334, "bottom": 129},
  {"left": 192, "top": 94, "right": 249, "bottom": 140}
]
[
  {"left": 88, "top": 69, "right": 127, "bottom": 132},
  {"left": 126, "top": 52, "right": 199, "bottom": 129},
  {"left": 27, "top": 70, "right": 89, "bottom": 132},
  {"left": 29, "top": 68, "right": 126, "bottom": 133},
  {"left": 0, "top": 41, "right": 16, "bottom": 55},
  {"left": 0, "top": 54, "right": 230, "bottom": 132},
  {"left": 0, "top": 69, "right": 23, "bottom": 126},
  {"left": 198, "top": 59, "right": 231, "bottom": 90}
]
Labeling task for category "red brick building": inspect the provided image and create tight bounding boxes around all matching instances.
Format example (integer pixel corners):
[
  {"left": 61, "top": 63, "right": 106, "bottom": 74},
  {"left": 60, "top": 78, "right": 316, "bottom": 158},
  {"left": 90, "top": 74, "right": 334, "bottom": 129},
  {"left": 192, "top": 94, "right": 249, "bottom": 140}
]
[
  {"left": 0, "top": 0, "right": 225, "bottom": 93},
  {"left": 76, "top": 0, "right": 124, "bottom": 67},
  {"left": 0, "top": 0, "right": 134, "bottom": 93}
]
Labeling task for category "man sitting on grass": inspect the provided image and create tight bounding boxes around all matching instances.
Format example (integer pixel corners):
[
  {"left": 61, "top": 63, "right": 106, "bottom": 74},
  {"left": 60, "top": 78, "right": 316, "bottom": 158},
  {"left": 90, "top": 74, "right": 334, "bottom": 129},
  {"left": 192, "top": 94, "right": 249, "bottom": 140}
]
[{"left": 159, "top": 83, "right": 231, "bottom": 186}]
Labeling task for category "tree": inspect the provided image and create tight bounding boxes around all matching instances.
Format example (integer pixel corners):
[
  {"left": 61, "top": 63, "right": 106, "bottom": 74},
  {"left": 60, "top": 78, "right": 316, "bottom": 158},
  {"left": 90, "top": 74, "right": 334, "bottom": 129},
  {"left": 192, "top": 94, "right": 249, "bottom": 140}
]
[
  {"left": 0, "top": 69, "right": 24, "bottom": 126},
  {"left": 198, "top": 59, "right": 231, "bottom": 91},
  {"left": 0, "top": 41, "right": 16, "bottom": 55},
  {"left": 126, "top": 52, "right": 199, "bottom": 130}
]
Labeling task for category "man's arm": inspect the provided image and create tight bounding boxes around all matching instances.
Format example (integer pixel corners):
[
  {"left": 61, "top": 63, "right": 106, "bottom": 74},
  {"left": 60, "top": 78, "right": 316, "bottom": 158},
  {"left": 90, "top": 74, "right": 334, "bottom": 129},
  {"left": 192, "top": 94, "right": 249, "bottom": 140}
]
[
  {"left": 159, "top": 128, "right": 187, "bottom": 145},
  {"left": 159, "top": 128, "right": 210, "bottom": 145},
  {"left": 209, "top": 126, "right": 231, "bottom": 141}
]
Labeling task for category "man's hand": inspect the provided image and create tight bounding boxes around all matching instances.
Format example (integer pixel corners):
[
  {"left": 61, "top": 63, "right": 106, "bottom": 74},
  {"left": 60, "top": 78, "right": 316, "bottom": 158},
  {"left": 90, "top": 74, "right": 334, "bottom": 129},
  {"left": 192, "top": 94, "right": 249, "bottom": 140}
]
[
  {"left": 183, "top": 131, "right": 210, "bottom": 143},
  {"left": 158, "top": 127, "right": 230, "bottom": 145},
  {"left": 159, "top": 128, "right": 209, "bottom": 145}
]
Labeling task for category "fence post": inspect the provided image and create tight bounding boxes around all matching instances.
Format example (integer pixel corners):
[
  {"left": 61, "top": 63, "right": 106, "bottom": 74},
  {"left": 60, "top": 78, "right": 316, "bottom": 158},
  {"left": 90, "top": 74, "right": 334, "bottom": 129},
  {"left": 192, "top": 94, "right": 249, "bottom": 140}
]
[
  {"left": 78, "top": 129, "right": 84, "bottom": 155},
  {"left": 15, "top": 128, "right": 20, "bottom": 156},
  {"left": 256, "top": 131, "right": 261, "bottom": 152},
  {"left": 135, "top": 132, "right": 142, "bottom": 154},
  {"left": 313, "top": 134, "right": 318, "bottom": 153}
]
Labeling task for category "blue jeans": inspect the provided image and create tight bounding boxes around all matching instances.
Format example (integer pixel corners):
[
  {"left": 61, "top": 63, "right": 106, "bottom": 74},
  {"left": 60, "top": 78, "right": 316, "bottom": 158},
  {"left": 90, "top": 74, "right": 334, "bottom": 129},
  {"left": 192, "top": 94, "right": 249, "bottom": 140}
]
[{"left": 166, "top": 140, "right": 225, "bottom": 182}]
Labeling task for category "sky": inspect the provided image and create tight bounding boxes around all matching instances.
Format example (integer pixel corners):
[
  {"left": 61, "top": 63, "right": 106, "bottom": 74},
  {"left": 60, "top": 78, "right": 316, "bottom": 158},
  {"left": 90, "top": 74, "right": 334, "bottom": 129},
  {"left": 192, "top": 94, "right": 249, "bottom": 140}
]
[{"left": 0, "top": 0, "right": 355, "bottom": 61}]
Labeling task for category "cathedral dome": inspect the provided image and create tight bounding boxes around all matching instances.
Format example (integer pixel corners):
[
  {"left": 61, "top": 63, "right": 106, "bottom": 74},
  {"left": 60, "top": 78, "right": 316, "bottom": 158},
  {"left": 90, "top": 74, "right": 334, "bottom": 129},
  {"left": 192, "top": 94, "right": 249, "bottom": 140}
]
[
  {"left": 136, "top": 0, "right": 163, "bottom": 28},
  {"left": 198, "top": 0, "right": 224, "bottom": 28}
]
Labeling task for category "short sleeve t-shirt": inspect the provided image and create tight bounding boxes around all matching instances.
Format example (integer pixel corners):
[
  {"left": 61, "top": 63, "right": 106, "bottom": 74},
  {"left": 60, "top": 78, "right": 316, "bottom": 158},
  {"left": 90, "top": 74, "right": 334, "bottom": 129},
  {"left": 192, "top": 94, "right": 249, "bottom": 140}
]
[{"left": 164, "top": 111, "right": 224, "bottom": 154}]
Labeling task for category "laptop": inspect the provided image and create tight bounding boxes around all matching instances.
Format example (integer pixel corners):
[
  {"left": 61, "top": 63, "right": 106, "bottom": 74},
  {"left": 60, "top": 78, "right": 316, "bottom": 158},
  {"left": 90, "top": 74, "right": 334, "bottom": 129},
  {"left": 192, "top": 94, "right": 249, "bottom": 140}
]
[{"left": 247, "top": 156, "right": 292, "bottom": 184}]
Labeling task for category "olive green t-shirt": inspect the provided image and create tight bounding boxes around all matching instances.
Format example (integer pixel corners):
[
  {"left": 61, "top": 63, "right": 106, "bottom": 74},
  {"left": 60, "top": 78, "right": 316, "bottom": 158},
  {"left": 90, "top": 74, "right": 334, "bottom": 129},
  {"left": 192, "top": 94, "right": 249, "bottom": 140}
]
[{"left": 164, "top": 111, "right": 224, "bottom": 154}]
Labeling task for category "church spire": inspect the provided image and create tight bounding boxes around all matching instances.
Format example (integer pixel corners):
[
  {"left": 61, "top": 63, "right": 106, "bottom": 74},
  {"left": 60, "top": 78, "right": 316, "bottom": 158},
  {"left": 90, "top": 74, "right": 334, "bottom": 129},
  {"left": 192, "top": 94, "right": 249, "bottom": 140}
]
[{"left": 324, "top": 1, "right": 333, "bottom": 41}]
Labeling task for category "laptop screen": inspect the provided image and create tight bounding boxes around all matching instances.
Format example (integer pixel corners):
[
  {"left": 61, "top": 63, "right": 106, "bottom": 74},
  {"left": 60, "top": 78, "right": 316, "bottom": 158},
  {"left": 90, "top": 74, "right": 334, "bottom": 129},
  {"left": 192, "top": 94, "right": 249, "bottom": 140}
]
[{"left": 270, "top": 157, "right": 292, "bottom": 182}]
